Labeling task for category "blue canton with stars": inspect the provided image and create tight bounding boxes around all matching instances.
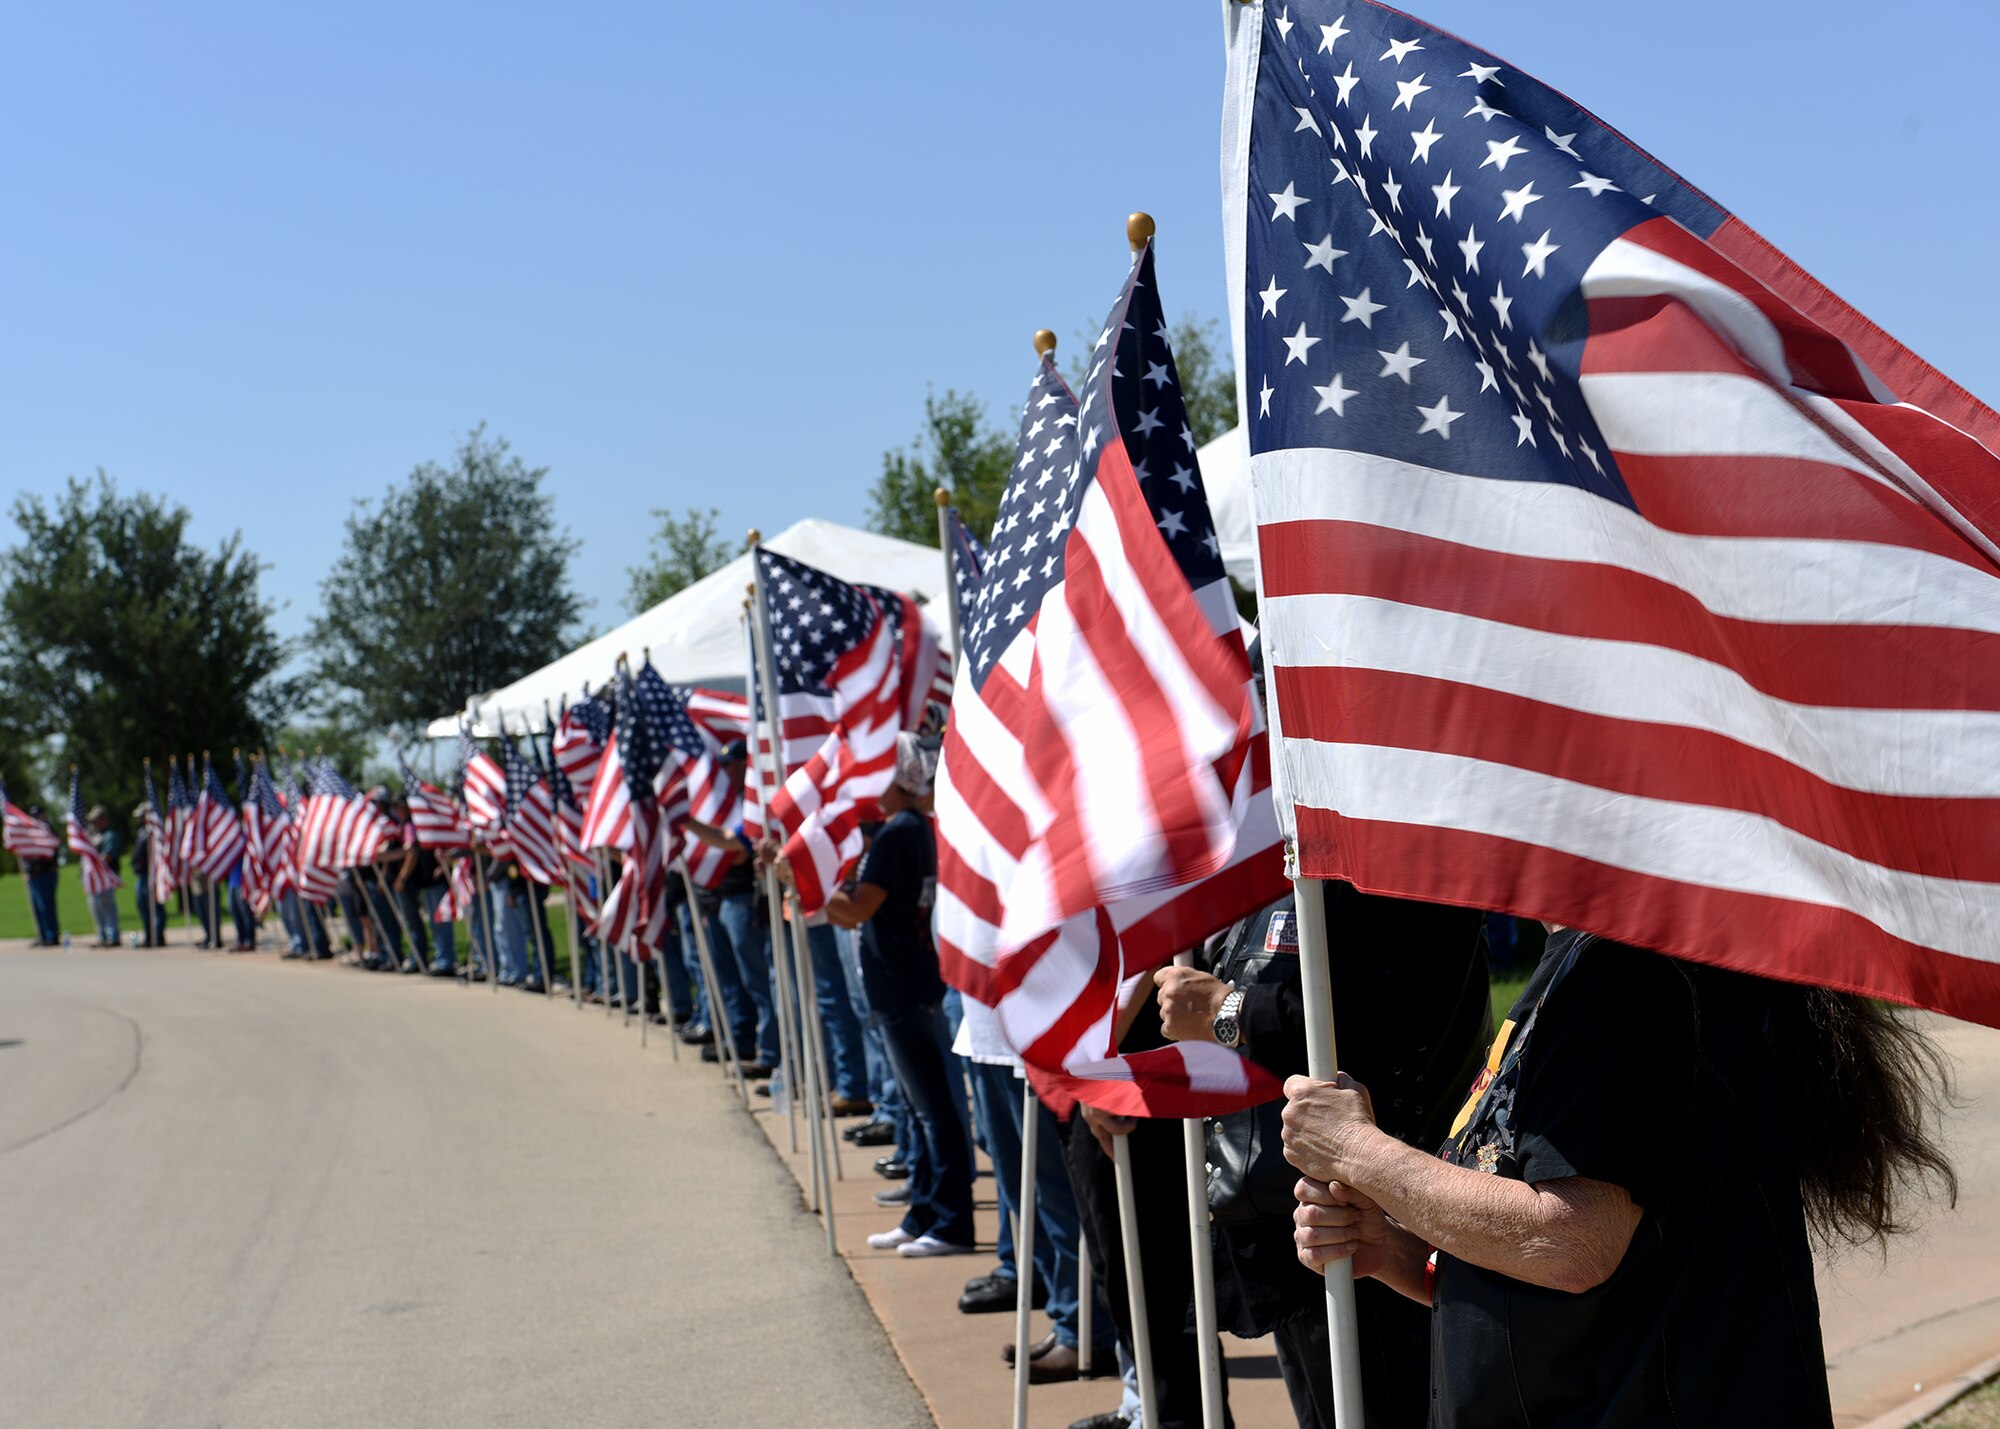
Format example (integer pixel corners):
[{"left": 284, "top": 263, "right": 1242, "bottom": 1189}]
[
  {"left": 619, "top": 660, "right": 701, "bottom": 800},
  {"left": 965, "top": 246, "right": 1229, "bottom": 686},
  {"left": 1246, "top": 2, "right": 1732, "bottom": 507},
  {"left": 756, "top": 548, "right": 878, "bottom": 695},
  {"left": 571, "top": 692, "right": 613, "bottom": 748}
]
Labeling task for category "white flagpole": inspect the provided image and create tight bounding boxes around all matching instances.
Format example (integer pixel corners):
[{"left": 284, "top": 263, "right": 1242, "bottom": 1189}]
[
  {"left": 1112, "top": 1134, "right": 1159, "bottom": 1429},
  {"left": 1176, "top": 966, "right": 1225, "bottom": 1427},
  {"left": 680, "top": 866, "right": 750, "bottom": 1106},
  {"left": 743, "top": 582, "right": 805, "bottom": 1157},
  {"left": 791, "top": 902, "right": 843, "bottom": 1179},
  {"left": 596, "top": 849, "right": 616, "bottom": 1019},
  {"left": 1011, "top": 1080, "right": 1041, "bottom": 1429},
  {"left": 550, "top": 702, "right": 586, "bottom": 1012},
  {"left": 934, "top": 486, "right": 963, "bottom": 653},
  {"left": 1077, "top": 1228, "right": 1094, "bottom": 1377}
]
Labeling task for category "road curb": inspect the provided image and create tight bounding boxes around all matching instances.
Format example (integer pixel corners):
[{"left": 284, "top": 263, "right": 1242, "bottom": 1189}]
[{"left": 1856, "top": 1348, "right": 2000, "bottom": 1429}]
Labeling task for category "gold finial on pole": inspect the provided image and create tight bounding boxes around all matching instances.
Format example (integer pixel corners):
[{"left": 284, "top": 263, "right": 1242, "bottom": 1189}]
[
  {"left": 144, "top": 756, "right": 151, "bottom": 767},
  {"left": 1128, "top": 211, "right": 1156, "bottom": 253},
  {"left": 934, "top": 487, "right": 951, "bottom": 510},
  {"left": 642, "top": 645, "right": 650, "bottom": 665},
  {"left": 747, "top": 527, "right": 762, "bottom": 547},
  {"left": 202, "top": 748, "right": 211, "bottom": 760},
  {"left": 1033, "top": 329, "right": 1058, "bottom": 357}
]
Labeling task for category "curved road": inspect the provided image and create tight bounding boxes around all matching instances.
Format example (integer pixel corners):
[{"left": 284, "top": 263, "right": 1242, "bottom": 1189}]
[{"left": 0, "top": 945, "right": 933, "bottom": 1429}]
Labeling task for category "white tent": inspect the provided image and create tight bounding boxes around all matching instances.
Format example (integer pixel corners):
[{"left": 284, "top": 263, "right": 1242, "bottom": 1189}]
[
  {"left": 427, "top": 517, "right": 954, "bottom": 738},
  {"left": 1196, "top": 424, "right": 1256, "bottom": 588}
]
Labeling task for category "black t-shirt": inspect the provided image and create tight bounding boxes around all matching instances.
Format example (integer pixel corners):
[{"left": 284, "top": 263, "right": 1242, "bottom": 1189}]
[
  {"left": 853, "top": 809, "right": 941, "bottom": 1015},
  {"left": 410, "top": 847, "right": 445, "bottom": 889},
  {"left": 1431, "top": 932, "right": 1831, "bottom": 1428}
]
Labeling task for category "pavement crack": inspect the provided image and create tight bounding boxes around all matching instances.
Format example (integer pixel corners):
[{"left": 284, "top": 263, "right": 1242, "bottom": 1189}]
[{"left": 0, "top": 1006, "right": 144, "bottom": 1155}]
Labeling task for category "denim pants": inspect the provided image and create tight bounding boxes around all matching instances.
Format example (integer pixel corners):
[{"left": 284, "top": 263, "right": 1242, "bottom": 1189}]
[
  {"left": 967, "top": 1060, "right": 1091, "bottom": 1350},
  {"left": 659, "top": 920, "right": 695, "bottom": 1022},
  {"left": 497, "top": 888, "right": 533, "bottom": 982},
  {"left": 277, "top": 890, "right": 308, "bottom": 953},
  {"left": 420, "top": 885, "right": 456, "bottom": 967},
  {"left": 365, "top": 880, "right": 405, "bottom": 960},
  {"left": 670, "top": 904, "right": 707, "bottom": 1028},
  {"left": 874, "top": 1001, "right": 976, "bottom": 1246},
  {"left": 801, "top": 924, "right": 869, "bottom": 1101},
  {"left": 718, "top": 892, "right": 780, "bottom": 1064},
  {"left": 230, "top": 874, "right": 257, "bottom": 946},
  {"left": 90, "top": 889, "right": 121, "bottom": 944},
  {"left": 27, "top": 869, "right": 59, "bottom": 943},
  {"left": 837, "top": 928, "right": 901, "bottom": 1123},
  {"left": 463, "top": 881, "right": 495, "bottom": 973},
  {"left": 134, "top": 875, "right": 159, "bottom": 944},
  {"left": 696, "top": 903, "right": 757, "bottom": 1054},
  {"left": 393, "top": 886, "right": 430, "bottom": 961}
]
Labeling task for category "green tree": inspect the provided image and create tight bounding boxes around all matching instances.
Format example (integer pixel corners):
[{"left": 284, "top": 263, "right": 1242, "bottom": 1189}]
[
  {"left": 868, "top": 389, "right": 1014, "bottom": 547},
  {"left": 626, "top": 506, "right": 730, "bottom": 613},
  {"left": 310, "top": 426, "right": 582, "bottom": 738},
  {"left": 0, "top": 474, "right": 293, "bottom": 834}
]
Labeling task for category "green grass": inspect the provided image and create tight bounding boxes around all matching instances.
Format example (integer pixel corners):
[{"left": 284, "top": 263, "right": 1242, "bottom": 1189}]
[
  {"left": 1926, "top": 1372, "right": 2000, "bottom": 1427},
  {"left": 0, "top": 862, "right": 154, "bottom": 942}
]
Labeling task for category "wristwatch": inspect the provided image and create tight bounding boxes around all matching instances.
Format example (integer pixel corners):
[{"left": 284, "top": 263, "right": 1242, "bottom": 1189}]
[{"left": 1212, "top": 987, "right": 1247, "bottom": 1049}]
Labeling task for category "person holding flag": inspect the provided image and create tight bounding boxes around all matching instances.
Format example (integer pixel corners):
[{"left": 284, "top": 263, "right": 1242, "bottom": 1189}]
[
  {"left": 3, "top": 782, "right": 63, "bottom": 946},
  {"left": 66, "top": 771, "right": 122, "bottom": 943},
  {"left": 83, "top": 803, "right": 123, "bottom": 945}
]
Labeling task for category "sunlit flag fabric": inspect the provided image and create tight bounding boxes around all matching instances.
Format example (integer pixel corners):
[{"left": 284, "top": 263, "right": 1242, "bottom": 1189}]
[
  {"left": 1223, "top": 3, "right": 2000, "bottom": 1027},
  {"left": 66, "top": 771, "right": 121, "bottom": 896},
  {"left": 541, "top": 729, "right": 599, "bottom": 922},
  {"left": 935, "top": 252, "right": 1287, "bottom": 1115},
  {"left": 184, "top": 756, "right": 247, "bottom": 881},
  {"left": 142, "top": 763, "right": 176, "bottom": 902},
  {"left": 593, "top": 662, "right": 672, "bottom": 959},
  {"left": 686, "top": 687, "right": 750, "bottom": 744},
  {"left": 552, "top": 694, "right": 612, "bottom": 814},
  {"left": 947, "top": 506, "right": 989, "bottom": 630},
  {"left": 244, "top": 761, "right": 298, "bottom": 915},
  {"left": 400, "top": 753, "right": 473, "bottom": 852},
  {"left": 1, "top": 780, "right": 60, "bottom": 860},
  {"left": 499, "top": 731, "right": 563, "bottom": 885},
  {"left": 297, "top": 761, "right": 396, "bottom": 872},
  {"left": 166, "top": 759, "right": 196, "bottom": 883},
  {"left": 458, "top": 729, "right": 507, "bottom": 831}
]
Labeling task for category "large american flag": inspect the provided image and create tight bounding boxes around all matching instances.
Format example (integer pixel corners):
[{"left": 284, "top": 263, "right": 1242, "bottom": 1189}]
[
  {"left": 552, "top": 693, "right": 612, "bottom": 814},
  {"left": 947, "top": 505, "right": 989, "bottom": 632},
  {"left": 67, "top": 770, "right": 122, "bottom": 896},
  {"left": 142, "top": 762, "right": 176, "bottom": 902},
  {"left": 163, "top": 759, "right": 193, "bottom": 890},
  {"left": 296, "top": 760, "right": 396, "bottom": 873},
  {"left": 1227, "top": 2, "right": 2000, "bottom": 1027},
  {"left": 243, "top": 759, "right": 298, "bottom": 915},
  {"left": 499, "top": 729, "right": 564, "bottom": 885},
  {"left": 590, "top": 661, "right": 677, "bottom": 959},
  {"left": 1, "top": 780, "right": 60, "bottom": 861},
  {"left": 400, "top": 752, "right": 473, "bottom": 852},
  {"left": 459, "top": 729, "right": 508, "bottom": 832},
  {"left": 540, "top": 722, "right": 600, "bottom": 922},
  {"left": 934, "top": 249, "right": 1287, "bottom": 1115},
  {"left": 183, "top": 755, "right": 246, "bottom": 882}
]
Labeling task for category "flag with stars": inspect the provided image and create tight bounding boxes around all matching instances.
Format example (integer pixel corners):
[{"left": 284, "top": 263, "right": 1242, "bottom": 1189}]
[
  {"left": 67, "top": 770, "right": 122, "bottom": 896},
  {"left": 243, "top": 759, "right": 299, "bottom": 915},
  {"left": 947, "top": 506, "right": 989, "bottom": 629},
  {"left": 458, "top": 729, "right": 508, "bottom": 832},
  {"left": 539, "top": 724, "right": 599, "bottom": 918},
  {"left": 499, "top": 728, "right": 564, "bottom": 886},
  {"left": 934, "top": 248, "right": 1288, "bottom": 1115},
  {"left": 591, "top": 661, "right": 683, "bottom": 959},
  {"left": 184, "top": 754, "right": 247, "bottom": 882},
  {"left": 553, "top": 692, "right": 612, "bottom": 808},
  {"left": 1227, "top": 1, "right": 2000, "bottom": 1027},
  {"left": 141, "top": 762, "right": 176, "bottom": 903},
  {"left": 296, "top": 759, "right": 396, "bottom": 873},
  {"left": 754, "top": 547, "right": 942, "bottom": 842},
  {"left": 400, "top": 750, "right": 473, "bottom": 853}
]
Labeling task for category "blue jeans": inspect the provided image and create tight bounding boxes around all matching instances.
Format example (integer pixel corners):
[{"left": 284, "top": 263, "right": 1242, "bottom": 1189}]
[
  {"left": 671, "top": 905, "right": 707, "bottom": 1028},
  {"left": 803, "top": 924, "right": 869, "bottom": 1101},
  {"left": 134, "top": 874, "right": 161, "bottom": 944},
  {"left": 837, "top": 928, "right": 901, "bottom": 1125},
  {"left": 967, "top": 1060, "right": 1090, "bottom": 1349},
  {"left": 875, "top": 1002, "right": 975, "bottom": 1246},
  {"left": 497, "top": 888, "right": 533, "bottom": 982},
  {"left": 91, "top": 889, "right": 121, "bottom": 944},
  {"left": 697, "top": 903, "right": 756, "bottom": 1052},
  {"left": 718, "top": 892, "right": 780, "bottom": 1064},
  {"left": 659, "top": 917, "right": 695, "bottom": 1022},
  {"left": 230, "top": 871, "right": 257, "bottom": 947},
  {"left": 420, "top": 885, "right": 456, "bottom": 968},
  {"left": 365, "top": 880, "right": 404, "bottom": 960}
]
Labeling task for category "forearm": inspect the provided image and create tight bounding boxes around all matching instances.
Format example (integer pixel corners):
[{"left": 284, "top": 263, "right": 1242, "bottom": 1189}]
[
  {"left": 1367, "top": 1221, "right": 1434, "bottom": 1303},
  {"left": 1344, "top": 1131, "right": 1631, "bottom": 1293},
  {"left": 684, "top": 819, "right": 739, "bottom": 854}
]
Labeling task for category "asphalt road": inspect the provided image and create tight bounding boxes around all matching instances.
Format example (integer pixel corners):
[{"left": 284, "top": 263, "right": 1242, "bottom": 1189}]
[{"left": 0, "top": 945, "right": 933, "bottom": 1429}]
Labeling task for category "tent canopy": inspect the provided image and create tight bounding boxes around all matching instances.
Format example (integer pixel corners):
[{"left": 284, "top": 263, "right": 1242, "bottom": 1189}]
[
  {"left": 428, "top": 517, "right": 954, "bottom": 738},
  {"left": 1196, "top": 424, "right": 1255, "bottom": 588}
]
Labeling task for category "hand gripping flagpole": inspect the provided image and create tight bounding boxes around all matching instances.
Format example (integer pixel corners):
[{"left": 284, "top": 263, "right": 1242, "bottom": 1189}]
[
  {"left": 743, "top": 589, "right": 805, "bottom": 1156},
  {"left": 746, "top": 552, "right": 837, "bottom": 1244},
  {"left": 1175, "top": 952, "right": 1226, "bottom": 1427}
]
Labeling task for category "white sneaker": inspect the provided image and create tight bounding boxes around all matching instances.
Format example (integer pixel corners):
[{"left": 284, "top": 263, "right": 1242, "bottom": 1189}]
[
  {"left": 866, "top": 1226, "right": 917, "bottom": 1251},
  {"left": 897, "top": 1234, "right": 977, "bottom": 1258}
]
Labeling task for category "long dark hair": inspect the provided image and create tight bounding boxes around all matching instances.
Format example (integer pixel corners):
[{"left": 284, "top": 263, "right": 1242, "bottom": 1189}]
[{"left": 1765, "top": 985, "right": 1959, "bottom": 1249}]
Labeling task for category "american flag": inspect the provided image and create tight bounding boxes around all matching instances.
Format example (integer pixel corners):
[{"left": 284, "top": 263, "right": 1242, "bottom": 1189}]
[
  {"left": 754, "top": 549, "right": 945, "bottom": 842},
  {"left": 296, "top": 760, "right": 397, "bottom": 872},
  {"left": 458, "top": 729, "right": 507, "bottom": 831},
  {"left": 947, "top": 506, "right": 989, "bottom": 633},
  {"left": 1, "top": 779, "right": 60, "bottom": 861},
  {"left": 552, "top": 693, "right": 611, "bottom": 814},
  {"left": 592, "top": 662, "right": 678, "bottom": 959},
  {"left": 142, "top": 762, "right": 176, "bottom": 902},
  {"left": 243, "top": 759, "right": 298, "bottom": 915},
  {"left": 399, "top": 752, "right": 473, "bottom": 852},
  {"left": 686, "top": 687, "right": 751, "bottom": 744},
  {"left": 934, "top": 251, "right": 1287, "bottom": 1115},
  {"left": 1229, "top": 2, "right": 2000, "bottom": 1028},
  {"left": 67, "top": 770, "right": 121, "bottom": 896},
  {"left": 183, "top": 754, "right": 247, "bottom": 882},
  {"left": 541, "top": 723, "right": 599, "bottom": 922},
  {"left": 499, "top": 729, "right": 563, "bottom": 885},
  {"left": 165, "top": 759, "right": 194, "bottom": 888},
  {"left": 437, "top": 855, "right": 477, "bottom": 924}
]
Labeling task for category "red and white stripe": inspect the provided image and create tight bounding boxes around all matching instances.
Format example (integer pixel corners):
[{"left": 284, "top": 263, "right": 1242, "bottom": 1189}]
[
  {"left": 1255, "top": 213, "right": 2000, "bottom": 1028},
  {"left": 296, "top": 794, "right": 396, "bottom": 873},
  {"left": 506, "top": 776, "right": 564, "bottom": 887},
  {"left": 686, "top": 687, "right": 750, "bottom": 743},
  {"left": 552, "top": 710, "right": 604, "bottom": 808},
  {"left": 2, "top": 799, "right": 59, "bottom": 861},
  {"left": 67, "top": 808, "right": 121, "bottom": 897},
  {"left": 184, "top": 784, "right": 246, "bottom": 882},
  {"left": 463, "top": 750, "right": 507, "bottom": 830},
  {"left": 579, "top": 732, "right": 634, "bottom": 852},
  {"left": 407, "top": 782, "right": 473, "bottom": 852},
  {"left": 783, "top": 793, "right": 874, "bottom": 915}
]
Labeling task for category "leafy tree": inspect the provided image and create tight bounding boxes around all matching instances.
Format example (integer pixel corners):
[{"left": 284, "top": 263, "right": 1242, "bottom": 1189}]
[
  {"left": 310, "top": 426, "right": 582, "bottom": 738},
  {"left": 868, "top": 389, "right": 1014, "bottom": 547},
  {"left": 0, "top": 474, "right": 293, "bottom": 833},
  {"left": 626, "top": 506, "right": 730, "bottom": 613}
]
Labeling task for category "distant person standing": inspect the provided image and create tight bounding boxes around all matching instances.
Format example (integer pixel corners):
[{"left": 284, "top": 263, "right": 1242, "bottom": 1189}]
[
  {"left": 129, "top": 803, "right": 164, "bottom": 946},
  {"left": 86, "top": 806, "right": 122, "bottom": 946},
  {"left": 21, "top": 806, "right": 62, "bottom": 946}
]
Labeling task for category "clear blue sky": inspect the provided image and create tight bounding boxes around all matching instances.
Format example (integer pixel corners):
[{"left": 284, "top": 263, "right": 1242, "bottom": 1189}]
[{"left": 4, "top": 1, "right": 1993, "bottom": 648}]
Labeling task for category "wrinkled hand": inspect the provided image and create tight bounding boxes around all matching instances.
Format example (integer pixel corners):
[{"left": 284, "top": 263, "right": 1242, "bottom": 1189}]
[
  {"left": 1293, "top": 1177, "right": 1393, "bottom": 1279},
  {"left": 1153, "top": 966, "right": 1231, "bottom": 1043},
  {"left": 1280, "top": 1072, "right": 1379, "bottom": 1185},
  {"left": 753, "top": 835, "right": 782, "bottom": 877},
  {"left": 1078, "top": 1101, "right": 1138, "bottom": 1159},
  {"left": 773, "top": 853, "right": 795, "bottom": 889}
]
